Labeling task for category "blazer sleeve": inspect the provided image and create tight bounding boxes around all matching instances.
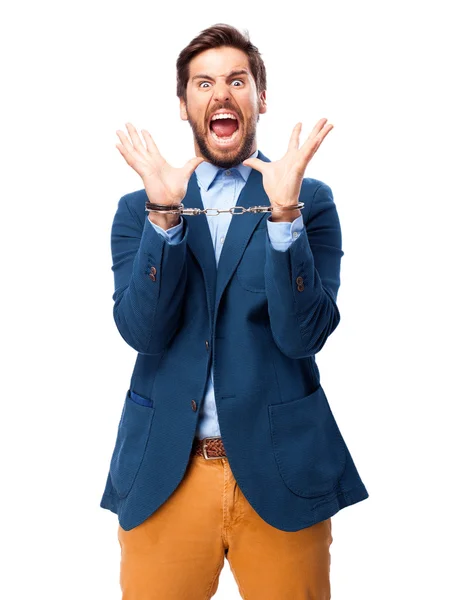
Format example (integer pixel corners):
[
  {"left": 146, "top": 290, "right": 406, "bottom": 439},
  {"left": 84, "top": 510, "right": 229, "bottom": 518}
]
[
  {"left": 264, "top": 181, "right": 343, "bottom": 359},
  {"left": 110, "top": 193, "right": 189, "bottom": 355}
]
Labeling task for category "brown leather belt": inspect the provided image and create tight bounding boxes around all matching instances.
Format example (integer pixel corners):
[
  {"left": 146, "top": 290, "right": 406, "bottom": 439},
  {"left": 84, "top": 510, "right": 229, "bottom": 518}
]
[{"left": 191, "top": 436, "right": 227, "bottom": 460}]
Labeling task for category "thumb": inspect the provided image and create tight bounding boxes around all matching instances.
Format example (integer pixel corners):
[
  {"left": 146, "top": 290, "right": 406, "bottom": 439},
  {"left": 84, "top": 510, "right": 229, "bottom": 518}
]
[
  {"left": 242, "top": 157, "right": 265, "bottom": 173},
  {"left": 184, "top": 156, "right": 205, "bottom": 177}
]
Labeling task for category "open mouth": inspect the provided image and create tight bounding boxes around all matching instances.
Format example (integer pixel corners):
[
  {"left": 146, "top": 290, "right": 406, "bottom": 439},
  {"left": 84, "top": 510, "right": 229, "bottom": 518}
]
[{"left": 208, "top": 112, "right": 240, "bottom": 147}]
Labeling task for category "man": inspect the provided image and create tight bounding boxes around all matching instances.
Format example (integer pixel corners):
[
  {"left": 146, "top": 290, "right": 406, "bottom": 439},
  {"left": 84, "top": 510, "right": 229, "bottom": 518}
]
[{"left": 100, "top": 23, "right": 369, "bottom": 599}]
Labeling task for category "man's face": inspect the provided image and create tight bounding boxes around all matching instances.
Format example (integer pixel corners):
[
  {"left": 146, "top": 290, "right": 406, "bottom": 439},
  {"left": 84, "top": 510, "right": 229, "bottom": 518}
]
[{"left": 180, "top": 46, "right": 267, "bottom": 169}]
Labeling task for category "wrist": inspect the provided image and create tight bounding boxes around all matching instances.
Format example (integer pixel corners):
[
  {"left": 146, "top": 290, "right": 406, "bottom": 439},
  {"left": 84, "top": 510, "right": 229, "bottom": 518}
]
[
  {"left": 148, "top": 211, "right": 181, "bottom": 230},
  {"left": 269, "top": 208, "right": 302, "bottom": 223}
]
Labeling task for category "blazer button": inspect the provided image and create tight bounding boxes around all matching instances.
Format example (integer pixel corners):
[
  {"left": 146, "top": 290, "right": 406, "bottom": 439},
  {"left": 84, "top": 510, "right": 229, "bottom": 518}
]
[
  {"left": 296, "top": 276, "right": 303, "bottom": 285},
  {"left": 205, "top": 340, "right": 209, "bottom": 350},
  {"left": 297, "top": 283, "right": 305, "bottom": 292},
  {"left": 149, "top": 272, "right": 156, "bottom": 281},
  {"left": 191, "top": 399, "right": 197, "bottom": 411},
  {"left": 150, "top": 266, "right": 157, "bottom": 275}
]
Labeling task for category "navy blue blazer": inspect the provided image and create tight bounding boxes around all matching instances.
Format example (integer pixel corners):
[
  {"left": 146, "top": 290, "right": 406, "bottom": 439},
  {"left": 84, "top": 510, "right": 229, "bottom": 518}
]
[{"left": 100, "top": 150, "right": 369, "bottom": 532}]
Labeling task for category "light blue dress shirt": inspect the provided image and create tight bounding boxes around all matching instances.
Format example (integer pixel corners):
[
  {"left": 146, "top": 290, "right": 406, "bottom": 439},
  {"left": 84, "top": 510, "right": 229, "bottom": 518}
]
[{"left": 148, "top": 149, "right": 305, "bottom": 438}]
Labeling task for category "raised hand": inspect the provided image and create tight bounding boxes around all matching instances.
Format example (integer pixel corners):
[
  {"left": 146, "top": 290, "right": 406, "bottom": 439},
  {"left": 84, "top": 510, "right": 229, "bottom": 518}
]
[
  {"left": 242, "top": 118, "right": 334, "bottom": 209},
  {"left": 116, "top": 123, "right": 205, "bottom": 205}
]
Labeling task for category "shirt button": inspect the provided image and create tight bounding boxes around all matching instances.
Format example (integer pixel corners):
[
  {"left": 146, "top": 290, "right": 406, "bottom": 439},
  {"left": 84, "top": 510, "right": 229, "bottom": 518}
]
[
  {"left": 293, "top": 231, "right": 299, "bottom": 239},
  {"left": 225, "top": 169, "right": 231, "bottom": 176},
  {"left": 220, "top": 236, "right": 225, "bottom": 244}
]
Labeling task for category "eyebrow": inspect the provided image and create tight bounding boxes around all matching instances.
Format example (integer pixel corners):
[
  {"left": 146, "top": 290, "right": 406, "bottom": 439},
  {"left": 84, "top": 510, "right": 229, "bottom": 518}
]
[{"left": 191, "top": 69, "right": 249, "bottom": 83}]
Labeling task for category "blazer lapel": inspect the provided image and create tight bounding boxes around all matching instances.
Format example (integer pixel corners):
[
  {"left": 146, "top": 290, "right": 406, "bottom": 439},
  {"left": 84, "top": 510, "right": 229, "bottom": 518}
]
[
  {"left": 183, "top": 150, "right": 271, "bottom": 326},
  {"left": 214, "top": 150, "right": 271, "bottom": 317},
  {"left": 184, "top": 174, "right": 218, "bottom": 322}
]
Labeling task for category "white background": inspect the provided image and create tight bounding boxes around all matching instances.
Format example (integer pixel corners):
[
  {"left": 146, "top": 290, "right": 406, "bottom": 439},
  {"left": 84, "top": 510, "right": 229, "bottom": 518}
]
[{"left": 1, "top": 1, "right": 469, "bottom": 598}]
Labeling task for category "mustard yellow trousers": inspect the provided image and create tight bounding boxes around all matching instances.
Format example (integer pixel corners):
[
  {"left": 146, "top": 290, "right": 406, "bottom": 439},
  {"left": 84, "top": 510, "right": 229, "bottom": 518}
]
[{"left": 118, "top": 453, "right": 333, "bottom": 599}]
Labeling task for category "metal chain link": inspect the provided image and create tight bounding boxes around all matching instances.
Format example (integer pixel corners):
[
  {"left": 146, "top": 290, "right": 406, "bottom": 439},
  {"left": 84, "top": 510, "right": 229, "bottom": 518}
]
[{"left": 145, "top": 201, "right": 305, "bottom": 216}]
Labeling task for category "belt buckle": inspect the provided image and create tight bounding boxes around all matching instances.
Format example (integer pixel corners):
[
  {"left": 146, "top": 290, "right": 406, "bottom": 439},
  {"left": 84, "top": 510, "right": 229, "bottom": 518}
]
[{"left": 202, "top": 436, "right": 223, "bottom": 460}]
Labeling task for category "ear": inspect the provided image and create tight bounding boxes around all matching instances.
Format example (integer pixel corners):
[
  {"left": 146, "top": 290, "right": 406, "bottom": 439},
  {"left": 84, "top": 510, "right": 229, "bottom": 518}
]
[
  {"left": 180, "top": 97, "right": 188, "bottom": 121},
  {"left": 258, "top": 90, "right": 267, "bottom": 115}
]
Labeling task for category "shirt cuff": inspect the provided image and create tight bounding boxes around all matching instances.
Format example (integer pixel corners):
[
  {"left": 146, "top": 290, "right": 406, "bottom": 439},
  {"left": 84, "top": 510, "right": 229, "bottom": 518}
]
[
  {"left": 266, "top": 213, "right": 305, "bottom": 251},
  {"left": 148, "top": 214, "right": 184, "bottom": 244}
]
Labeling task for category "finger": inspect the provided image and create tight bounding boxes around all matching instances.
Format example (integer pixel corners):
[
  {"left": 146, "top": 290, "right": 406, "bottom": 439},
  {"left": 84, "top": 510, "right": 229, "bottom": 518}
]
[
  {"left": 300, "top": 118, "right": 328, "bottom": 149},
  {"left": 242, "top": 157, "right": 265, "bottom": 173},
  {"left": 184, "top": 156, "right": 205, "bottom": 177},
  {"left": 288, "top": 122, "right": 302, "bottom": 151},
  {"left": 313, "top": 123, "right": 334, "bottom": 148},
  {"left": 116, "top": 130, "right": 136, "bottom": 157},
  {"left": 141, "top": 129, "right": 162, "bottom": 158},
  {"left": 321, "top": 123, "right": 334, "bottom": 139},
  {"left": 302, "top": 124, "right": 334, "bottom": 162},
  {"left": 125, "top": 122, "right": 146, "bottom": 152},
  {"left": 116, "top": 142, "right": 134, "bottom": 165},
  {"left": 310, "top": 117, "right": 329, "bottom": 138}
]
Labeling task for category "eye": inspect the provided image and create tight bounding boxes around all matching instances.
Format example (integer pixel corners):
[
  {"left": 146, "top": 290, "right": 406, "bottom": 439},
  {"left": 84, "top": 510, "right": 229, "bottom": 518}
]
[{"left": 198, "top": 79, "right": 244, "bottom": 89}]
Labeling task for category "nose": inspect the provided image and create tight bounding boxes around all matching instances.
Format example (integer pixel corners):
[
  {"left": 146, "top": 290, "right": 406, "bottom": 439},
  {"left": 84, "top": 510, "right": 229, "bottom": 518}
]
[{"left": 212, "top": 81, "right": 232, "bottom": 103}]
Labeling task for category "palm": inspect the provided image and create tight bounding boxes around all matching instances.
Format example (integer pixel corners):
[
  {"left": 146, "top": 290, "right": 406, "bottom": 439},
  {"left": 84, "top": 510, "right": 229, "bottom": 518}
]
[
  {"left": 243, "top": 118, "right": 334, "bottom": 206},
  {"left": 116, "top": 122, "right": 204, "bottom": 204},
  {"left": 257, "top": 152, "right": 305, "bottom": 206},
  {"left": 142, "top": 162, "right": 195, "bottom": 205}
]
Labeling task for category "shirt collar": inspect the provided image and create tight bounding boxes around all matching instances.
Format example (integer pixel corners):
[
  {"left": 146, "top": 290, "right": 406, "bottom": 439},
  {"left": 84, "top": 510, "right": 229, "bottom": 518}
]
[{"left": 196, "top": 149, "right": 259, "bottom": 192}]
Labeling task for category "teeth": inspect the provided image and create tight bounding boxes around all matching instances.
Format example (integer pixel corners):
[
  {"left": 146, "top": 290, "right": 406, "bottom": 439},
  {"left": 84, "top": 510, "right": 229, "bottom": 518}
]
[
  {"left": 211, "top": 113, "right": 237, "bottom": 121},
  {"left": 210, "top": 128, "right": 238, "bottom": 143}
]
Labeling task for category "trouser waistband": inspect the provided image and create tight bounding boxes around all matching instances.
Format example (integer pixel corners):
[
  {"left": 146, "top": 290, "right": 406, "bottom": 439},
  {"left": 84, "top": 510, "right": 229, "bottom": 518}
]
[{"left": 191, "top": 436, "right": 227, "bottom": 459}]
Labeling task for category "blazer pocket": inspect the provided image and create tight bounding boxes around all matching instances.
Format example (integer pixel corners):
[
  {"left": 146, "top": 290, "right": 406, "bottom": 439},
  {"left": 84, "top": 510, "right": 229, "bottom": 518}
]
[
  {"left": 236, "top": 228, "right": 267, "bottom": 293},
  {"left": 268, "top": 386, "right": 347, "bottom": 498},
  {"left": 129, "top": 389, "right": 153, "bottom": 408},
  {"left": 109, "top": 389, "right": 154, "bottom": 499}
]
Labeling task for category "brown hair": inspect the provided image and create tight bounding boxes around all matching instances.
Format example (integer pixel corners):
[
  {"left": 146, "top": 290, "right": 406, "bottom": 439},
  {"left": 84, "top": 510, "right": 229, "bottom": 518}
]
[{"left": 176, "top": 23, "right": 267, "bottom": 104}]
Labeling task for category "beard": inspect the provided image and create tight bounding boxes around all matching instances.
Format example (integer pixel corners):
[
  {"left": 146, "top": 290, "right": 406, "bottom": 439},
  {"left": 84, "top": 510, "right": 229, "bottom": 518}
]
[{"left": 186, "top": 107, "right": 259, "bottom": 169}]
